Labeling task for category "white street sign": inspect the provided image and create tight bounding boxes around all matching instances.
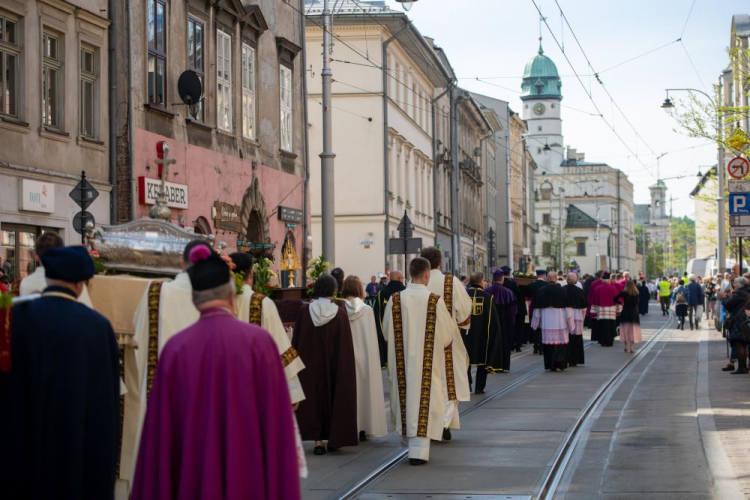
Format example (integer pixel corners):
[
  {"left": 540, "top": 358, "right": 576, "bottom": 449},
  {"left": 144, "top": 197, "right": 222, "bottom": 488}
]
[
  {"left": 730, "top": 215, "right": 750, "bottom": 226},
  {"left": 729, "top": 180, "right": 750, "bottom": 193},
  {"left": 730, "top": 227, "right": 750, "bottom": 237}
]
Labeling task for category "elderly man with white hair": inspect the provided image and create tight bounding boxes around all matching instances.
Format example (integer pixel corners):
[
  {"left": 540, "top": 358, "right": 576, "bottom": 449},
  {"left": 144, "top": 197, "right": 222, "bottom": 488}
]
[
  {"left": 686, "top": 273, "right": 705, "bottom": 330},
  {"left": 530, "top": 271, "right": 575, "bottom": 371}
]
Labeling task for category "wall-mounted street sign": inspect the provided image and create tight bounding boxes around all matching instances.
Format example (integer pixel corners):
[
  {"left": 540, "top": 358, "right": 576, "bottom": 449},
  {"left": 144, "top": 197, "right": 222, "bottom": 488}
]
[
  {"left": 730, "top": 227, "right": 750, "bottom": 238},
  {"left": 729, "top": 180, "right": 750, "bottom": 193},
  {"left": 278, "top": 206, "right": 303, "bottom": 223},
  {"left": 212, "top": 201, "right": 242, "bottom": 233},
  {"left": 730, "top": 215, "right": 750, "bottom": 226},
  {"left": 727, "top": 156, "right": 750, "bottom": 180},
  {"left": 729, "top": 193, "right": 750, "bottom": 215}
]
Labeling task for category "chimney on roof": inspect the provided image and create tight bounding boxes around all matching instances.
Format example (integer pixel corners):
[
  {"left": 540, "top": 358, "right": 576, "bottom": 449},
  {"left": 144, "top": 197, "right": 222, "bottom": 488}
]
[{"left": 566, "top": 147, "right": 577, "bottom": 161}]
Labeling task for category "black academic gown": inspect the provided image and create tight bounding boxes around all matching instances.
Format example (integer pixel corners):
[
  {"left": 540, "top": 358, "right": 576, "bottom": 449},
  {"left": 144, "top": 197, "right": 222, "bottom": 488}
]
[
  {"left": 638, "top": 285, "right": 650, "bottom": 315},
  {"left": 0, "top": 286, "right": 120, "bottom": 500},
  {"left": 465, "top": 284, "right": 503, "bottom": 369},
  {"left": 372, "top": 281, "right": 406, "bottom": 368},
  {"left": 563, "top": 284, "right": 587, "bottom": 367},
  {"left": 502, "top": 278, "right": 528, "bottom": 348}
]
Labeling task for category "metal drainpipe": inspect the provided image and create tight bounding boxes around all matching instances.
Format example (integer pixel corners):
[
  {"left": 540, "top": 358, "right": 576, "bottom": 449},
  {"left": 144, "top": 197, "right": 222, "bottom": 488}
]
[
  {"left": 505, "top": 118, "right": 513, "bottom": 269},
  {"left": 126, "top": 0, "right": 135, "bottom": 221},
  {"left": 300, "top": 0, "right": 311, "bottom": 285},
  {"left": 382, "top": 22, "right": 409, "bottom": 274},
  {"left": 107, "top": 0, "right": 117, "bottom": 224},
  {"left": 432, "top": 83, "right": 454, "bottom": 247}
]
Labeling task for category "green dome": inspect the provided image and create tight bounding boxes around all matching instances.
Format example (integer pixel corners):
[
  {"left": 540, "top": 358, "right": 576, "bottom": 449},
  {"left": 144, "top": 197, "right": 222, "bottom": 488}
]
[{"left": 520, "top": 43, "right": 562, "bottom": 101}]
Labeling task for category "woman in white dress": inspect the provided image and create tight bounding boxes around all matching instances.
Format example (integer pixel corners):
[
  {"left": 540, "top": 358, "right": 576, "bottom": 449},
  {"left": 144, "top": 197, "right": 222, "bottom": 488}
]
[{"left": 342, "top": 276, "right": 388, "bottom": 441}]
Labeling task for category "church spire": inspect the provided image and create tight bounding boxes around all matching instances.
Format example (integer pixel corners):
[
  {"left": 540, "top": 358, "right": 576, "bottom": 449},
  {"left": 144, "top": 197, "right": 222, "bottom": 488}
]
[{"left": 538, "top": 37, "right": 544, "bottom": 55}]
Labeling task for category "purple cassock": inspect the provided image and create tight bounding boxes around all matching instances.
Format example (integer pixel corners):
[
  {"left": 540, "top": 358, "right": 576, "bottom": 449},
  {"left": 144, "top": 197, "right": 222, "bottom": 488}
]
[
  {"left": 131, "top": 308, "right": 300, "bottom": 500},
  {"left": 485, "top": 282, "right": 518, "bottom": 321}
]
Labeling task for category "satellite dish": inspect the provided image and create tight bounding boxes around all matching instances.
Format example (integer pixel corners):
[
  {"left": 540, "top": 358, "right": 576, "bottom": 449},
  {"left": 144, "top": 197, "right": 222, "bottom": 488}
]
[{"left": 177, "top": 70, "right": 203, "bottom": 106}]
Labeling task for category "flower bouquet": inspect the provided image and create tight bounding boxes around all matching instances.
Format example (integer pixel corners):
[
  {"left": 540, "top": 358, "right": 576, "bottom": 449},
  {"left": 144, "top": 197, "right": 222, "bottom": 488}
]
[
  {"left": 305, "top": 255, "right": 330, "bottom": 298},
  {"left": 253, "top": 257, "right": 278, "bottom": 297}
]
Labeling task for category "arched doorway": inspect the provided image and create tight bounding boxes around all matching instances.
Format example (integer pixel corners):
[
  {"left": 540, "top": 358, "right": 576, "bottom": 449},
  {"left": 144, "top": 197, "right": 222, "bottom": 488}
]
[
  {"left": 193, "top": 216, "right": 212, "bottom": 235},
  {"left": 240, "top": 177, "right": 273, "bottom": 259}
]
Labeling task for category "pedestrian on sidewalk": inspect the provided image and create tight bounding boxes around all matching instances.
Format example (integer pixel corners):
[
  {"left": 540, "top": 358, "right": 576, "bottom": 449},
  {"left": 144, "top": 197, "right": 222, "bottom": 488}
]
[
  {"left": 675, "top": 294, "right": 688, "bottom": 329},
  {"left": 720, "top": 276, "right": 750, "bottom": 374},
  {"left": 381, "top": 257, "right": 460, "bottom": 466},
  {"left": 704, "top": 276, "right": 717, "bottom": 320},
  {"left": 365, "top": 276, "right": 380, "bottom": 306},
  {"left": 617, "top": 280, "right": 643, "bottom": 353},
  {"left": 658, "top": 276, "right": 672, "bottom": 315},
  {"left": 638, "top": 280, "right": 650, "bottom": 316},
  {"left": 686, "top": 274, "right": 705, "bottom": 330}
]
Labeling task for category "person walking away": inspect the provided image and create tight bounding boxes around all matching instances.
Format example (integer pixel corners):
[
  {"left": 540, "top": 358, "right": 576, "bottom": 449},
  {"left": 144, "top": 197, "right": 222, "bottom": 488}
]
[
  {"left": 381, "top": 258, "right": 458, "bottom": 466},
  {"left": 293, "top": 275, "right": 358, "bottom": 455},
  {"left": 131, "top": 246, "right": 301, "bottom": 499},
  {"left": 686, "top": 274, "right": 705, "bottom": 330},
  {"left": 372, "top": 271, "right": 406, "bottom": 369},
  {"left": 365, "top": 276, "right": 380, "bottom": 306},
  {"left": 675, "top": 294, "right": 688, "bottom": 330},
  {"left": 483, "top": 269, "right": 517, "bottom": 370},
  {"left": 585, "top": 271, "right": 604, "bottom": 332},
  {"left": 530, "top": 271, "right": 574, "bottom": 371},
  {"left": 464, "top": 272, "right": 503, "bottom": 394},
  {"left": 563, "top": 273, "right": 587, "bottom": 366},
  {"left": 230, "top": 252, "right": 306, "bottom": 405},
  {"left": 342, "top": 276, "right": 388, "bottom": 442},
  {"left": 421, "top": 247, "right": 472, "bottom": 441},
  {"left": 704, "top": 277, "right": 716, "bottom": 320},
  {"left": 0, "top": 246, "right": 120, "bottom": 500},
  {"left": 659, "top": 276, "right": 672, "bottom": 315},
  {"left": 720, "top": 277, "right": 750, "bottom": 374},
  {"left": 526, "top": 270, "right": 551, "bottom": 353},
  {"left": 498, "top": 266, "right": 526, "bottom": 351},
  {"left": 617, "top": 280, "right": 643, "bottom": 353},
  {"left": 638, "top": 280, "right": 650, "bottom": 315},
  {"left": 672, "top": 279, "right": 687, "bottom": 307},
  {"left": 18, "top": 232, "right": 93, "bottom": 306},
  {"left": 331, "top": 267, "right": 346, "bottom": 301},
  {"left": 590, "top": 273, "right": 622, "bottom": 347}
]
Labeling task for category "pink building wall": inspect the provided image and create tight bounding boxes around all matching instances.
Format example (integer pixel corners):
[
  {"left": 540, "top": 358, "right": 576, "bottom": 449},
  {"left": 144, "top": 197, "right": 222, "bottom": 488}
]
[{"left": 133, "top": 129, "right": 305, "bottom": 261}]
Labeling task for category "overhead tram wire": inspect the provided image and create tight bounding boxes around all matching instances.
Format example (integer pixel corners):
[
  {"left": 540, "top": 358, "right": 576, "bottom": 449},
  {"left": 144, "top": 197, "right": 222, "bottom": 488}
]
[
  {"left": 680, "top": 0, "right": 698, "bottom": 39},
  {"left": 529, "top": 0, "right": 659, "bottom": 181}
]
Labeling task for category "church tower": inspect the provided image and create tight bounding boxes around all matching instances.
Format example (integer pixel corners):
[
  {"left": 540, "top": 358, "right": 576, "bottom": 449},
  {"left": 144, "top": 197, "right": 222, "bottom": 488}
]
[
  {"left": 649, "top": 180, "right": 668, "bottom": 222},
  {"left": 521, "top": 42, "right": 564, "bottom": 174}
]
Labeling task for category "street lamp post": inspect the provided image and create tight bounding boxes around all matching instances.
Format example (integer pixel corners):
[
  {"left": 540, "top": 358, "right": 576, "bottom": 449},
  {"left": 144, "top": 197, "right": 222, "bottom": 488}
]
[
  {"left": 661, "top": 87, "right": 725, "bottom": 275},
  {"left": 320, "top": 0, "right": 336, "bottom": 265}
]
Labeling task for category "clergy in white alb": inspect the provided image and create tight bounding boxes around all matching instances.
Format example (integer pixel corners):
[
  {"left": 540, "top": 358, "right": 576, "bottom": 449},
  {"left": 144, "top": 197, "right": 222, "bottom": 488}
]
[
  {"left": 122, "top": 239, "right": 208, "bottom": 494},
  {"left": 341, "top": 275, "right": 388, "bottom": 440},
  {"left": 420, "top": 247, "right": 471, "bottom": 436},
  {"left": 530, "top": 272, "right": 575, "bottom": 372},
  {"left": 382, "top": 257, "right": 458, "bottom": 465},
  {"left": 230, "top": 252, "right": 305, "bottom": 404},
  {"left": 17, "top": 232, "right": 93, "bottom": 307}
]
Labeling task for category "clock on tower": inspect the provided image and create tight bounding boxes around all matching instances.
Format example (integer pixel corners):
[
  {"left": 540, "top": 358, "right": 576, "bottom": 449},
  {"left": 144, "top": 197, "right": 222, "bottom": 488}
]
[{"left": 533, "top": 102, "right": 546, "bottom": 115}]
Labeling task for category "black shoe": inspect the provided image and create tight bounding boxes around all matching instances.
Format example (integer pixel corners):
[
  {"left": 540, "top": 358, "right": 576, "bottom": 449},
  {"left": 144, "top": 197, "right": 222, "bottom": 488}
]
[
  {"left": 731, "top": 369, "right": 748, "bottom": 374},
  {"left": 442, "top": 428, "right": 452, "bottom": 441},
  {"left": 359, "top": 431, "right": 368, "bottom": 442},
  {"left": 722, "top": 363, "right": 736, "bottom": 371},
  {"left": 410, "top": 458, "right": 427, "bottom": 466},
  {"left": 475, "top": 390, "right": 486, "bottom": 395},
  {"left": 515, "top": 348, "right": 522, "bottom": 353},
  {"left": 314, "top": 446, "right": 326, "bottom": 456},
  {"left": 327, "top": 445, "right": 340, "bottom": 452}
]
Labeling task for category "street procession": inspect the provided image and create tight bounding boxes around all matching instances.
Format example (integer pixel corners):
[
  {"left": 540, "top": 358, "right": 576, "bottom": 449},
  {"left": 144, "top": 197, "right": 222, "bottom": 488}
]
[{"left": 2, "top": 0, "right": 750, "bottom": 499}]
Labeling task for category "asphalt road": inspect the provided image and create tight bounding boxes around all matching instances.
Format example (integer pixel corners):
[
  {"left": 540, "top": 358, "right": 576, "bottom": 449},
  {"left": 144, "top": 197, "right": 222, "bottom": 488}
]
[{"left": 300, "top": 303, "right": 748, "bottom": 500}]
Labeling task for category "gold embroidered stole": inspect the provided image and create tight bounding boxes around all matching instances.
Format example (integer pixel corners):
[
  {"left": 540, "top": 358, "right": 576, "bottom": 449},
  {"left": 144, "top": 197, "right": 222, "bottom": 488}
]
[
  {"left": 442, "top": 274, "right": 457, "bottom": 400},
  {"left": 146, "top": 281, "right": 163, "bottom": 399},
  {"left": 393, "top": 292, "right": 439, "bottom": 437},
  {"left": 249, "top": 293, "right": 265, "bottom": 326},
  {"left": 281, "top": 346, "right": 299, "bottom": 368}
]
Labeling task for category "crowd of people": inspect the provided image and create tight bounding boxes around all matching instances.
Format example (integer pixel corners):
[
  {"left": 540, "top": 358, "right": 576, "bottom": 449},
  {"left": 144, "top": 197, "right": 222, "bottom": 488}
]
[{"left": 3, "top": 232, "right": 728, "bottom": 498}]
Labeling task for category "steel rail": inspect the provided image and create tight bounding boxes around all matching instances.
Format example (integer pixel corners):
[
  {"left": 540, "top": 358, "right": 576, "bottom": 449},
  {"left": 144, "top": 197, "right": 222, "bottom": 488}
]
[
  {"left": 337, "top": 342, "right": 595, "bottom": 499},
  {"left": 537, "top": 312, "right": 675, "bottom": 500}
]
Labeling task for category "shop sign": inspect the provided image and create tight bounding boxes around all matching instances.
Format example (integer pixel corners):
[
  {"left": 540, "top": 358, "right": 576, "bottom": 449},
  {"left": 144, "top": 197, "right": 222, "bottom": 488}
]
[
  {"left": 278, "top": 206, "right": 303, "bottom": 223},
  {"left": 19, "top": 179, "right": 55, "bottom": 213},
  {"left": 213, "top": 201, "right": 242, "bottom": 233},
  {"left": 138, "top": 177, "right": 189, "bottom": 209}
]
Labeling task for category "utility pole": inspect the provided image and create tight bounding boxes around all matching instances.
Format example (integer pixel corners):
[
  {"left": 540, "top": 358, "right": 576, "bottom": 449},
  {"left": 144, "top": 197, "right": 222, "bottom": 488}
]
[
  {"left": 320, "top": 0, "right": 336, "bottom": 264},
  {"left": 505, "top": 117, "right": 513, "bottom": 269},
  {"left": 558, "top": 181, "right": 565, "bottom": 272},
  {"left": 716, "top": 83, "right": 727, "bottom": 276}
]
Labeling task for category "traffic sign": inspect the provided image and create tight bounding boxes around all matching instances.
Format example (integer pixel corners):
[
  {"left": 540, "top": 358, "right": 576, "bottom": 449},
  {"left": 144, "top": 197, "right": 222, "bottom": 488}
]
[
  {"left": 69, "top": 173, "right": 99, "bottom": 209},
  {"left": 396, "top": 211, "right": 415, "bottom": 239},
  {"left": 729, "top": 180, "right": 750, "bottom": 193},
  {"left": 730, "top": 227, "right": 750, "bottom": 238},
  {"left": 73, "top": 211, "right": 95, "bottom": 235},
  {"left": 389, "top": 237, "right": 423, "bottom": 255},
  {"left": 727, "top": 156, "right": 750, "bottom": 179},
  {"left": 729, "top": 193, "right": 750, "bottom": 215},
  {"left": 730, "top": 215, "right": 750, "bottom": 226}
]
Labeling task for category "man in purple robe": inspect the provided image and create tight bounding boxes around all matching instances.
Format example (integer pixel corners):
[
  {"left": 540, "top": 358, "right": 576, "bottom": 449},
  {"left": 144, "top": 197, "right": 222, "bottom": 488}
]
[
  {"left": 131, "top": 245, "right": 300, "bottom": 500},
  {"left": 484, "top": 269, "right": 518, "bottom": 371}
]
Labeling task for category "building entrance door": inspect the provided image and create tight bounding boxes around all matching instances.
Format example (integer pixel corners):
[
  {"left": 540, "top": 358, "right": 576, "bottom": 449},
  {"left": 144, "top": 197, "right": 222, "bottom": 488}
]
[{"left": 0, "top": 225, "right": 54, "bottom": 283}]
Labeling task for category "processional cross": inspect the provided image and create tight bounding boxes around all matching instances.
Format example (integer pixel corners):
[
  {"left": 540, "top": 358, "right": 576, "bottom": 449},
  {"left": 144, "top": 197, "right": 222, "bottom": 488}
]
[{"left": 150, "top": 141, "right": 177, "bottom": 221}]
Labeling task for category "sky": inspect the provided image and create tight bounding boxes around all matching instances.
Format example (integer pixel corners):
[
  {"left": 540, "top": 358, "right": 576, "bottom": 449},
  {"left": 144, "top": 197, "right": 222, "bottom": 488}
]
[{"left": 380, "top": 0, "right": 747, "bottom": 218}]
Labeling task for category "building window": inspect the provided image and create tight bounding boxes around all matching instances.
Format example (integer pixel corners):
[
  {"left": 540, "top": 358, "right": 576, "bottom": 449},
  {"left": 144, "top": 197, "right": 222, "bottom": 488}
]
[
  {"left": 279, "top": 65, "right": 292, "bottom": 151},
  {"left": 577, "top": 242, "right": 586, "bottom": 256},
  {"left": 147, "top": 0, "right": 167, "bottom": 106},
  {"left": 216, "top": 29, "right": 232, "bottom": 132},
  {"left": 80, "top": 46, "right": 97, "bottom": 138},
  {"left": 537, "top": 147, "right": 542, "bottom": 154},
  {"left": 538, "top": 126, "right": 542, "bottom": 132},
  {"left": 542, "top": 213, "right": 551, "bottom": 225},
  {"left": 187, "top": 17, "right": 204, "bottom": 121},
  {"left": 241, "top": 43, "right": 255, "bottom": 139},
  {"left": 42, "top": 31, "right": 63, "bottom": 130},
  {"left": 542, "top": 241, "right": 551, "bottom": 257},
  {"left": 0, "top": 13, "right": 20, "bottom": 119}
]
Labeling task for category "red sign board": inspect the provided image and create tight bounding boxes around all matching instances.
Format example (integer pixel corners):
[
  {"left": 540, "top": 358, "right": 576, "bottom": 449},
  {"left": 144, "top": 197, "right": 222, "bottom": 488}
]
[{"left": 728, "top": 157, "right": 750, "bottom": 179}]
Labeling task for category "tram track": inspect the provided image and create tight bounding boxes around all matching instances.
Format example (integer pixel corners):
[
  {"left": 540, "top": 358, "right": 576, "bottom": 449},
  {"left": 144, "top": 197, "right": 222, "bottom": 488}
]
[
  {"left": 336, "top": 340, "right": 597, "bottom": 499},
  {"left": 537, "top": 311, "right": 675, "bottom": 500}
]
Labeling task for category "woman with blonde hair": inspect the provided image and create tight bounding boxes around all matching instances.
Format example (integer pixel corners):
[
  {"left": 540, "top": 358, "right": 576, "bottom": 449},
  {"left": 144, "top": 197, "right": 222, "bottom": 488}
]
[
  {"left": 342, "top": 275, "right": 388, "bottom": 441},
  {"left": 616, "top": 280, "right": 643, "bottom": 353}
]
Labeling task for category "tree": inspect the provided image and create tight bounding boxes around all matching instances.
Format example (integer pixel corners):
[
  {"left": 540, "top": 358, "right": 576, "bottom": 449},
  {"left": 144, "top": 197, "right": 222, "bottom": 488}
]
[
  {"left": 538, "top": 224, "right": 576, "bottom": 271},
  {"left": 646, "top": 241, "right": 665, "bottom": 278},
  {"left": 667, "top": 217, "right": 696, "bottom": 275}
]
